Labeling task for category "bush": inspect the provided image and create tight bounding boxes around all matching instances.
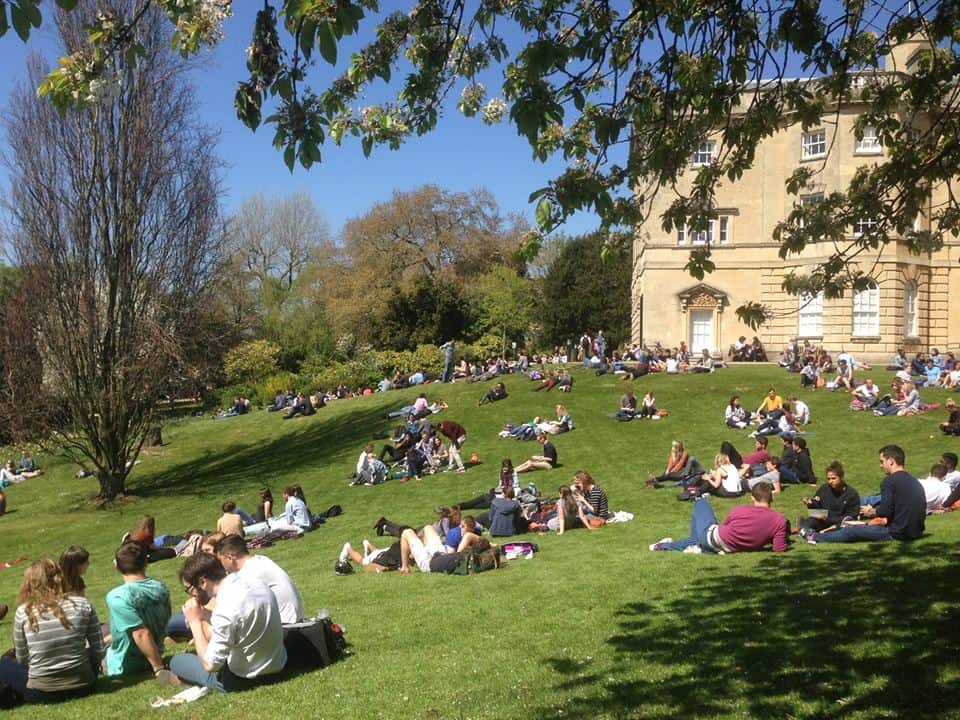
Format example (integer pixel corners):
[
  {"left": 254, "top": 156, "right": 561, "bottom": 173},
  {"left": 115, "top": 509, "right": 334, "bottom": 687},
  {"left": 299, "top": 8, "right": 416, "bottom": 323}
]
[
  {"left": 459, "top": 333, "right": 507, "bottom": 362},
  {"left": 223, "top": 340, "right": 281, "bottom": 384},
  {"left": 214, "top": 382, "right": 269, "bottom": 409},
  {"left": 263, "top": 372, "right": 298, "bottom": 399}
]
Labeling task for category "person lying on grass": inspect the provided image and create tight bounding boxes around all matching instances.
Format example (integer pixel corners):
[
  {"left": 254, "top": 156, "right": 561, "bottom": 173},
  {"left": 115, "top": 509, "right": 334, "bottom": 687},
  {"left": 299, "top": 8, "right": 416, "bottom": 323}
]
[
  {"left": 336, "top": 538, "right": 404, "bottom": 574},
  {"left": 478, "top": 381, "right": 508, "bottom": 406},
  {"left": 398, "top": 525, "right": 489, "bottom": 575},
  {"left": 649, "top": 483, "right": 789, "bottom": 553}
]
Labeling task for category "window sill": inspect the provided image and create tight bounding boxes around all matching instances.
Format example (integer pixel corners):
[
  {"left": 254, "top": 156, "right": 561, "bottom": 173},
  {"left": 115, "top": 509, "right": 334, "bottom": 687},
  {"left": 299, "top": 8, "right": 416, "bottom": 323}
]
[
  {"left": 849, "top": 336, "right": 881, "bottom": 343},
  {"left": 800, "top": 154, "right": 826, "bottom": 163},
  {"left": 853, "top": 149, "right": 882, "bottom": 156}
]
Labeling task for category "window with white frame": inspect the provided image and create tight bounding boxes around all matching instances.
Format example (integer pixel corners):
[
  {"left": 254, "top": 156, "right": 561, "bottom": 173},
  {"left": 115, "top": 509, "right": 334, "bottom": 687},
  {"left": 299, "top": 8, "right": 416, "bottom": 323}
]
[
  {"left": 852, "top": 280, "right": 880, "bottom": 336},
  {"left": 677, "top": 219, "right": 718, "bottom": 245},
  {"left": 798, "top": 291, "right": 823, "bottom": 337},
  {"left": 676, "top": 225, "right": 685, "bottom": 244},
  {"left": 903, "top": 281, "right": 918, "bottom": 337},
  {"left": 802, "top": 130, "right": 826, "bottom": 159},
  {"left": 719, "top": 217, "right": 729, "bottom": 244},
  {"left": 855, "top": 125, "right": 882, "bottom": 154},
  {"left": 691, "top": 141, "right": 716, "bottom": 167},
  {"left": 799, "top": 193, "right": 824, "bottom": 228},
  {"left": 853, "top": 217, "right": 878, "bottom": 237}
]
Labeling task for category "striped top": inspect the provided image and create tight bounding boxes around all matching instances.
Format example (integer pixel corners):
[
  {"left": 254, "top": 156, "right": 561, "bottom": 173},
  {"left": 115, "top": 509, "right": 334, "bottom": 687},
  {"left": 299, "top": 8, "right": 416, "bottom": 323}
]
[
  {"left": 586, "top": 486, "right": 610, "bottom": 519},
  {"left": 13, "top": 596, "right": 104, "bottom": 692}
]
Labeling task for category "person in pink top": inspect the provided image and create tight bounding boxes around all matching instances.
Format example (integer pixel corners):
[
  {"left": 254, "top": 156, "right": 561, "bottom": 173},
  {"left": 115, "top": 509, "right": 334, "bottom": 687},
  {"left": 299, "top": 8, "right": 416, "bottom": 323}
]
[{"left": 649, "top": 484, "right": 789, "bottom": 553}]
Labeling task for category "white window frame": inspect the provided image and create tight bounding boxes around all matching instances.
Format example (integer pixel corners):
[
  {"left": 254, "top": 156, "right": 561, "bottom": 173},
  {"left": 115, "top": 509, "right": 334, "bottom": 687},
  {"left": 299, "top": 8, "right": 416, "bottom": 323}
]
[
  {"left": 691, "top": 141, "right": 716, "bottom": 167},
  {"left": 903, "top": 280, "right": 918, "bottom": 337},
  {"left": 797, "top": 291, "right": 823, "bottom": 337},
  {"left": 802, "top": 130, "right": 826, "bottom": 160},
  {"left": 855, "top": 125, "right": 882, "bottom": 155},
  {"left": 719, "top": 216, "right": 729, "bottom": 244},
  {"left": 853, "top": 217, "right": 878, "bottom": 238},
  {"left": 677, "top": 220, "right": 715, "bottom": 245},
  {"left": 852, "top": 280, "right": 880, "bottom": 336},
  {"left": 799, "top": 193, "right": 824, "bottom": 229}
]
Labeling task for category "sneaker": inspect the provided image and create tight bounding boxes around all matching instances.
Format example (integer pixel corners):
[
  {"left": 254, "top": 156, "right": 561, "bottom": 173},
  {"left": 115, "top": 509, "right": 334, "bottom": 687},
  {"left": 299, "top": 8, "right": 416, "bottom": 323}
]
[
  {"left": 648, "top": 537, "right": 673, "bottom": 551},
  {"left": 682, "top": 545, "right": 703, "bottom": 554}
]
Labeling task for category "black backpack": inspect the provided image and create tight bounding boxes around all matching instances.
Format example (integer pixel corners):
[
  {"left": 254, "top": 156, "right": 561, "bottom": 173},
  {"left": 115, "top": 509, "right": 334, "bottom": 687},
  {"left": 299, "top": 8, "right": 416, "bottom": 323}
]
[{"left": 283, "top": 616, "right": 346, "bottom": 670}]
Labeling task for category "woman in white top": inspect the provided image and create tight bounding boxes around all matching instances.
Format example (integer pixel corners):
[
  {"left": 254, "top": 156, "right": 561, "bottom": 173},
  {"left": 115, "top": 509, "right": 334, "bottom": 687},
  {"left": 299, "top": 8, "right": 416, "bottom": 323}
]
[{"left": 701, "top": 453, "right": 743, "bottom": 498}]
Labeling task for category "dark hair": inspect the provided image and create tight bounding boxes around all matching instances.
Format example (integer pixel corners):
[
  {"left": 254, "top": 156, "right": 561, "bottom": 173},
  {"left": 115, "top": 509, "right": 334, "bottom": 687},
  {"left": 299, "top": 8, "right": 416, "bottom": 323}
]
[
  {"left": 179, "top": 552, "right": 227, "bottom": 588},
  {"left": 767, "top": 456, "right": 781, "bottom": 468},
  {"left": 825, "top": 460, "right": 844, "bottom": 479},
  {"left": 879, "top": 444, "right": 905, "bottom": 466},
  {"left": 215, "top": 534, "right": 249, "bottom": 558},
  {"left": 222, "top": 500, "right": 236, "bottom": 513},
  {"left": 755, "top": 436, "right": 768, "bottom": 448},
  {"left": 751, "top": 483, "right": 774, "bottom": 504},
  {"left": 259, "top": 488, "right": 273, "bottom": 502},
  {"left": 942, "top": 452, "right": 958, "bottom": 470},
  {"left": 503, "top": 486, "right": 515, "bottom": 499},
  {"left": 929, "top": 463, "right": 947, "bottom": 479},
  {"left": 59, "top": 546, "right": 89, "bottom": 595},
  {"left": 792, "top": 437, "right": 807, "bottom": 451},
  {"left": 115, "top": 542, "right": 148, "bottom": 575},
  {"left": 461, "top": 516, "right": 477, "bottom": 532},
  {"left": 728, "top": 395, "right": 739, "bottom": 406}
]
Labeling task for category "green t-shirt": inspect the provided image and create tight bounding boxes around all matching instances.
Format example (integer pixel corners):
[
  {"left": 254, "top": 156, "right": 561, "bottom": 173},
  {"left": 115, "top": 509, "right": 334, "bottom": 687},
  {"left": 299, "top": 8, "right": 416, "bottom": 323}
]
[{"left": 105, "top": 577, "right": 171, "bottom": 676}]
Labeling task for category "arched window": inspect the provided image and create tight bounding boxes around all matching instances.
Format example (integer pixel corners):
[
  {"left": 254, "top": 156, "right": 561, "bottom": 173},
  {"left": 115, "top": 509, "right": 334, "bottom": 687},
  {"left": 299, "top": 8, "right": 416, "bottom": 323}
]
[
  {"left": 903, "top": 281, "right": 918, "bottom": 337},
  {"left": 852, "top": 280, "right": 880, "bottom": 336},
  {"left": 798, "top": 292, "right": 823, "bottom": 337}
]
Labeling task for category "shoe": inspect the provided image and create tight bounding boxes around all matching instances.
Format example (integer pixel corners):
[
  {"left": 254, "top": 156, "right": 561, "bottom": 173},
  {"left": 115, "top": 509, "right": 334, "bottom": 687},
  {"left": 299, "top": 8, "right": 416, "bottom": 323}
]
[
  {"left": 682, "top": 545, "right": 702, "bottom": 554},
  {"left": 456, "top": 468, "right": 466, "bottom": 473},
  {"left": 155, "top": 669, "right": 183, "bottom": 688},
  {"left": 0, "top": 604, "right": 7, "bottom": 621},
  {"left": 372, "top": 517, "right": 386, "bottom": 536},
  {"left": 648, "top": 537, "right": 673, "bottom": 551}
]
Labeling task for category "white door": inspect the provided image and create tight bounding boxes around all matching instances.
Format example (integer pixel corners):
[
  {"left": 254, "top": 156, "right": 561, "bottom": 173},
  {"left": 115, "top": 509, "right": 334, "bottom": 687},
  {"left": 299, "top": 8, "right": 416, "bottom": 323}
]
[{"left": 689, "top": 310, "right": 713, "bottom": 353}]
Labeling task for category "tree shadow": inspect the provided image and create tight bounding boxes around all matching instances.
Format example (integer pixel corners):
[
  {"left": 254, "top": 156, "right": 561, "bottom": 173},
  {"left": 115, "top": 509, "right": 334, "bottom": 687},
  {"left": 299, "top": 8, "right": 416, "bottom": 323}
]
[
  {"left": 131, "top": 402, "right": 393, "bottom": 499},
  {"left": 538, "top": 542, "right": 960, "bottom": 719}
]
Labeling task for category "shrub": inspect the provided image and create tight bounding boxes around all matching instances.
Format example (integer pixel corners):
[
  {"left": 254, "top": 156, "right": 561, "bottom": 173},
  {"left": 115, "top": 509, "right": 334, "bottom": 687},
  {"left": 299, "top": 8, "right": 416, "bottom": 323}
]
[{"left": 223, "top": 340, "right": 281, "bottom": 384}]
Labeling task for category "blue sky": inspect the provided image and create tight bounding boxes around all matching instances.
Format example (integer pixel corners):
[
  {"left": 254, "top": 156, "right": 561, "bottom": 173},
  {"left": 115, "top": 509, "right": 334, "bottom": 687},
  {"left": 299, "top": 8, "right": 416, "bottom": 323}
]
[{"left": 0, "top": 3, "right": 603, "bottom": 239}]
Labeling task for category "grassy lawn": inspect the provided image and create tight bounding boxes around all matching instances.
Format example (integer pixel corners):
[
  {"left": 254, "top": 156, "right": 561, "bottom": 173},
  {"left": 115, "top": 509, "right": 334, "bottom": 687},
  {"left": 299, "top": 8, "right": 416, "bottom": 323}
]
[{"left": 1, "top": 364, "right": 958, "bottom": 719}]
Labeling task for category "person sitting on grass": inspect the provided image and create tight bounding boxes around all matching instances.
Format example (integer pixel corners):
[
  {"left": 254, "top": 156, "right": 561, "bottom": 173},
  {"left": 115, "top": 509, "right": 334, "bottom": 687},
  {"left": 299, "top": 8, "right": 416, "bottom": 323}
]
[
  {"left": 779, "top": 436, "right": 816, "bottom": 485},
  {"left": 755, "top": 387, "right": 783, "bottom": 421},
  {"left": 827, "top": 358, "right": 854, "bottom": 391},
  {"left": 169, "top": 553, "right": 287, "bottom": 692},
  {"left": 646, "top": 440, "right": 695, "bottom": 488},
  {"left": 616, "top": 390, "right": 638, "bottom": 421},
  {"left": 573, "top": 470, "right": 611, "bottom": 520},
  {"left": 798, "top": 461, "right": 860, "bottom": 535},
  {"left": 59, "top": 545, "right": 90, "bottom": 597},
  {"left": 547, "top": 486, "right": 595, "bottom": 534},
  {"left": 799, "top": 357, "right": 819, "bottom": 389},
  {"left": 0, "top": 460, "right": 25, "bottom": 486},
  {"left": 354, "top": 443, "right": 388, "bottom": 486},
  {"left": 283, "top": 392, "right": 315, "bottom": 419},
  {"left": 746, "top": 457, "right": 782, "bottom": 493},
  {"left": 724, "top": 395, "right": 752, "bottom": 429},
  {"left": 538, "top": 404, "right": 574, "bottom": 434},
  {"left": 698, "top": 453, "right": 743, "bottom": 498},
  {"left": 216, "top": 501, "right": 245, "bottom": 537},
  {"left": 127, "top": 515, "right": 177, "bottom": 562},
  {"left": 515, "top": 432, "right": 558, "bottom": 473},
  {"left": 917, "top": 464, "right": 953, "bottom": 513},
  {"left": 638, "top": 390, "right": 659, "bottom": 419},
  {"left": 243, "top": 486, "right": 312, "bottom": 535},
  {"left": 499, "top": 458, "right": 519, "bottom": 491},
  {"left": 16, "top": 451, "right": 42, "bottom": 478},
  {"left": 649, "top": 483, "right": 789, "bottom": 553},
  {"left": 488, "top": 486, "right": 529, "bottom": 537},
  {"left": 105, "top": 542, "right": 171, "bottom": 679},
  {"left": 478, "top": 382, "right": 508, "bottom": 406},
  {"left": 802, "top": 444, "right": 925, "bottom": 544},
  {"left": 0, "top": 559, "right": 104, "bottom": 706},
  {"left": 215, "top": 535, "right": 304, "bottom": 624}
]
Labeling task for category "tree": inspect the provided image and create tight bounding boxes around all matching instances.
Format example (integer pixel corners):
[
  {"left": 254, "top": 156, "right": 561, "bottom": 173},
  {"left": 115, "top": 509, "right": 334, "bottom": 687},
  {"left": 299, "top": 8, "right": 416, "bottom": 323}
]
[
  {"left": 320, "top": 184, "right": 525, "bottom": 342},
  {"left": 3, "top": 2, "right": 222, "bottom": 499},
  {"left": 472, "top": 264, "right": 534, "bottom": 356},
  {"left": 371, "top": 275, "right": 477, "bottom": 351},
  {"left": 539, "top": 233, "right": 631, "bottom": 350},
  {"left": 13, "top": 1, "right": 960, "bottom": 322}
]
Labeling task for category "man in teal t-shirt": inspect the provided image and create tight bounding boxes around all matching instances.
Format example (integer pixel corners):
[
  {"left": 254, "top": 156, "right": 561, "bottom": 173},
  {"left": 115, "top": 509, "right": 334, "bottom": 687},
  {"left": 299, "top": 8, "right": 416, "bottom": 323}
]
[{"left": 105, "top": 542, "right": 172, "bottom": 676}]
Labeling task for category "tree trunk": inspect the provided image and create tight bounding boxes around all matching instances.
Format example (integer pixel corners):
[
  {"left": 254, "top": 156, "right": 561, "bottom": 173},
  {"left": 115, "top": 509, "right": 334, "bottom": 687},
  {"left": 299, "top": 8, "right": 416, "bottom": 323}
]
[{"left": 97, "top": 468, "right": 126, "bottom": 500}]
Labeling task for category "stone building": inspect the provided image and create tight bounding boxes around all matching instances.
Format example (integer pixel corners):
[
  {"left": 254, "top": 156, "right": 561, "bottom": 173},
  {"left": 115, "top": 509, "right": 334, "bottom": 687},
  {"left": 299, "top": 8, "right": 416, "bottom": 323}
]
[{"left": 631, "top": 35, "right": 958, "bottom": 362}]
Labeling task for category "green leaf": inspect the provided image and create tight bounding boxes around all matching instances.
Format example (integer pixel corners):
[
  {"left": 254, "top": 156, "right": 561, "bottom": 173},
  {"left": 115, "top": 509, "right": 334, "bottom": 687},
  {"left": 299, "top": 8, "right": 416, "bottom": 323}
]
[
  {"left": 283, "top": 144, "right": 296, "bottom": 172},
  {"left": 10, "top": 5, "right": 30, "bottom": 41},
  {"left": 535, "top": 197, "right": 552, "bottom": 228},
  {"left": 0, "top": 5, "right": 9, "bottom": 37},
  {"left": 22, "top": 0, "right": 41, "bottom": 28},
  {"left": 317, "top": 22, "right": 337, "bottom": 65},
  {"left": 55, "top": 0, "right": 78, "bottom": 9},
  {"left": 299, "top": 19, "right": 316, "bottom": 60}
]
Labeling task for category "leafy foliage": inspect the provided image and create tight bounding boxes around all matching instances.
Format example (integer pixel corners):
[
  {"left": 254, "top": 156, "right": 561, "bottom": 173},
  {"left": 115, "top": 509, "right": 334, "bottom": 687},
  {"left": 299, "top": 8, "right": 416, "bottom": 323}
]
[{"left": 223, "top": 339, "right": 282, "bottom": 384}]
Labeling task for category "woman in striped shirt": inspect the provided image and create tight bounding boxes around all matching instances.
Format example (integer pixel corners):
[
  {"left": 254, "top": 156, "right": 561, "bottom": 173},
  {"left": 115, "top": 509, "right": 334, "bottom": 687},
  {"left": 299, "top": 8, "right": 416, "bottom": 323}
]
[{"left": 0, "top": 559, "right": 103, "bottom": 705}]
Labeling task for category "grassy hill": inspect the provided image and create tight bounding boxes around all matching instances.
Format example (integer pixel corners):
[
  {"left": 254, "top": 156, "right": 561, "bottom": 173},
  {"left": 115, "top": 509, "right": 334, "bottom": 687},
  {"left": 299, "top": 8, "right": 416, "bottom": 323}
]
[{"left": 1, "top": 364, "right": 958, "bottom": 719}]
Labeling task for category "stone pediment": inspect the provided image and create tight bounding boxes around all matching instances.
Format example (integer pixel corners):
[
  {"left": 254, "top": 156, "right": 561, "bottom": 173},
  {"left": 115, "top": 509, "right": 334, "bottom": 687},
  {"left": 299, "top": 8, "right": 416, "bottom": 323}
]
[{"left": 677, "top": 283, "right": 727, "bottom": 311}]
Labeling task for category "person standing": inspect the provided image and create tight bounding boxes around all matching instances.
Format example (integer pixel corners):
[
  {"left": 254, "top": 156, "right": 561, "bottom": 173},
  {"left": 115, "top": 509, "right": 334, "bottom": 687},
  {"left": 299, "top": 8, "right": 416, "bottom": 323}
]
[
  {"left": 437, "top": 419, "right": 467, "bottom": 473},
  {"left": 440, "top": 340, "right": 455, "bottom": 383}
]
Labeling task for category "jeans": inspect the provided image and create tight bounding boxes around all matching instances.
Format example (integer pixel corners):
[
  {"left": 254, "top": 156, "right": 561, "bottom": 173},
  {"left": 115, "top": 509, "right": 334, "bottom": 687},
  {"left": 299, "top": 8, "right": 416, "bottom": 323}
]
[
  {"left": 861, "top": 494, "right": 881, "bottom": 506},
  {"left": 169, "top": 654, "right": 274, "bottom": 692},
  {"left": 661, "top": 499, "right": 719, "bottom": 552},
  {"left": 0, "top": 658, "right": 94, "bottom": 704},
  {"left": 813, "top": 524, "right": 892, "bottom": 543}
]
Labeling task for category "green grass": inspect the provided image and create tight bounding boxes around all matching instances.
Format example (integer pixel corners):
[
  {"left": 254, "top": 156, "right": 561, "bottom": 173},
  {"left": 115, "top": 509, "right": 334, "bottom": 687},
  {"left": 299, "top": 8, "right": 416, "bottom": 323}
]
[{"left": 2, "top": 365, "right": 959, "bottom": 719}]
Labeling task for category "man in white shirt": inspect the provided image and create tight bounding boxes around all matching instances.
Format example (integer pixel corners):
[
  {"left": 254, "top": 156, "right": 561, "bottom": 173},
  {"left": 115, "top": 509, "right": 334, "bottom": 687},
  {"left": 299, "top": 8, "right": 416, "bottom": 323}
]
[
  {"left": 918, "top": 464, "right": 952, "bottom": 513},
  {"left": 942, "top": 453, "right": 960, "bottom": 490},
  {"left": 215, "top": 535, "right": 304, "bottom": 624},
  {"left": 852, "top": 378, "right": 880, "bottom": 407},
  {"left": 169, "top": 553, "right": 287, "bottom": 691}
]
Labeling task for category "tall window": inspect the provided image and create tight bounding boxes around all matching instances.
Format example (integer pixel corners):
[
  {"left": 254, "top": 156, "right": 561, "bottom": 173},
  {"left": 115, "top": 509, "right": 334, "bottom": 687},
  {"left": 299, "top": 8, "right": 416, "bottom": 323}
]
[
  {"left": 903, "top": 281, "right": 918, "bottom": 337},
  {"left": 798, "top": 292, "right": 823, "bottom": 337},
  {"left": 691, "top": 141, "right": 716, "bottom": 167},
  {"left": 677, "top": 220, "right": 717, "bottom": 245},
  {"left": 719, "top": 217, "right": 729, "bottom": 244},
  {"left": 802, "top": 130, "right": 826, "bottom": 159},
  {"left": 852, "top": 280, "right": 880, "bottom": 336},
  {"left": 855, "top": 125, "right": 881, "bottom": 154}
]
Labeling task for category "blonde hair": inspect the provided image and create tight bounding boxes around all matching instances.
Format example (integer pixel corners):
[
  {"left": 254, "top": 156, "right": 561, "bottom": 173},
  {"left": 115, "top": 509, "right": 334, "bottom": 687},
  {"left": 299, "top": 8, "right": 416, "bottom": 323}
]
[
  {"left": 670, "top": 440, "right": 685, "bottom": 461},
  {"left": 17, "top": 559, "right": 72, "bottom": 632},
  {"left": 715, "top": 453, "right": 730, "bottom": 467}
]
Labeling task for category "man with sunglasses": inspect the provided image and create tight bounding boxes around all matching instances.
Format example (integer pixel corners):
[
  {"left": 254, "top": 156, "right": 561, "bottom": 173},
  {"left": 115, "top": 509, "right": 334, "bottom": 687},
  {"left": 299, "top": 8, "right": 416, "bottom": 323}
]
[{"left": 168, "top": 553, "right": 286, "bottom": 691}]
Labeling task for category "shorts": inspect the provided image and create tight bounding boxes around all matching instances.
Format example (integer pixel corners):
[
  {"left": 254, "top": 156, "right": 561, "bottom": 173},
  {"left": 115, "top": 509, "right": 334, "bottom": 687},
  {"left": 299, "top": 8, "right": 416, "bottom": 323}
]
[{"left": 407, "top": 533, "right": 446, "bottom": 573}]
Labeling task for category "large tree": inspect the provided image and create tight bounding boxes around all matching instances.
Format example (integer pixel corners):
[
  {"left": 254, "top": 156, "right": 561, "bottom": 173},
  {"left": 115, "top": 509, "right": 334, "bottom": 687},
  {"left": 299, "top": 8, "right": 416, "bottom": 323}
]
[
  {"left": 3, "top": 2, "right": 222, "bottom": 499},
  {"left": 12, "top": 1, "right": 960, "bottom": 322}
]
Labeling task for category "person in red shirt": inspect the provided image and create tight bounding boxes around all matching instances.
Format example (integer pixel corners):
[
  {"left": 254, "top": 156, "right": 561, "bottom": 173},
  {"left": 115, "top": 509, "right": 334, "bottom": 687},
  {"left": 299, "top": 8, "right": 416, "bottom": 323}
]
[{"left": 649, "top": 484, "right": 789, "bottom": 553}]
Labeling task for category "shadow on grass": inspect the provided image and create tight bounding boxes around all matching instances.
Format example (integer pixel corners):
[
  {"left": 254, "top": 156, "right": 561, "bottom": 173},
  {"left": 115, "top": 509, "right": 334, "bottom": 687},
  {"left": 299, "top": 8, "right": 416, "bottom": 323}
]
[
  {"left": 539, "top": 542, "right": 960, "bottom": 719},
  {"left": 131, "top": 403, "right": 394, "bottom": 499}
]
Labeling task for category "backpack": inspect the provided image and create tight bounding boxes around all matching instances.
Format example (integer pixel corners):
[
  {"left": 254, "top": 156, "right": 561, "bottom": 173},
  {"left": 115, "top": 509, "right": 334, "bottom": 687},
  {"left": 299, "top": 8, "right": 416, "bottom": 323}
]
[
  {"left": 452, "top": 545, "right": 502, "bottom": 575},
  {"left": 283, "top": 615, "right": 346, "bottom": 670}
]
